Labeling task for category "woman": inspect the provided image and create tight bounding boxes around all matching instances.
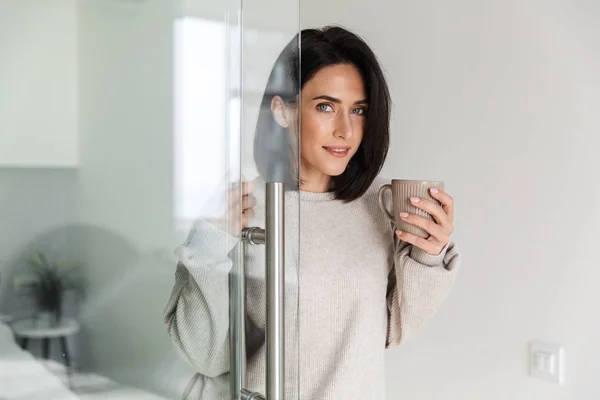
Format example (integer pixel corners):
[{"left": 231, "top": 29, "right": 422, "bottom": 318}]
[{"left": 164, "top": 26, "right": 461, "bottom": 399}]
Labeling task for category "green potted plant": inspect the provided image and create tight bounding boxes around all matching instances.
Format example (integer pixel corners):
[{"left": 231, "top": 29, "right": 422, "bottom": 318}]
[{"left": 13, "top": 252, "right": 85, "bottom": 327}]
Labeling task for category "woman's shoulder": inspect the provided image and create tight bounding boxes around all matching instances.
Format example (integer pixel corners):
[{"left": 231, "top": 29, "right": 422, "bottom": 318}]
[
  {"left": 353, "top": 175, "right": 396, "bottom": 237},
  {"left": 370, "top": 175, "right": 391, "bottom": 191},
  {"left": 348, "top": 175, "right": 392, "bottom": 216},
  {"left": 356, "top": 175, "right": 394, "bottom": 220},
  {"left": 363, "top": 175, "right": 391, "bottom": 200}
]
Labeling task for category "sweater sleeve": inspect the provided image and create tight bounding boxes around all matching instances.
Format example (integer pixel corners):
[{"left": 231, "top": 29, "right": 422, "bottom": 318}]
[
  {"left": 385, "top": 238, "right": 461, "bottom": 348},
  {"left": 163, "top": 219, "right": 240, "bottom": 378}
]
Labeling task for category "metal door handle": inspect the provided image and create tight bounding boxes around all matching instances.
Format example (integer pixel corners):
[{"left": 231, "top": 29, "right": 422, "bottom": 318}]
[{"left": 232, "top": 182, "right": 285, "bottom": 400}]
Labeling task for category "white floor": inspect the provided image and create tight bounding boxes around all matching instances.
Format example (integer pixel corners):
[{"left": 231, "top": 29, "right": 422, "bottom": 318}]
[{"left": 41, "top": 360, "right": 172, "bottom": 400}]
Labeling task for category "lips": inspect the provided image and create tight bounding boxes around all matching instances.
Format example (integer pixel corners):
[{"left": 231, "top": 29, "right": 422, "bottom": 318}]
[{"left": 323, "top": 146, "right": 350, "bottom": 158}]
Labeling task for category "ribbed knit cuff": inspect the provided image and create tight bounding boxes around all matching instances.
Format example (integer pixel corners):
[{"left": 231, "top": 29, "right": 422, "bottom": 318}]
[
  {"left": 175, "top": 219, "right": 239, "bottom": 266},
  {"left": 409, "top": 242, "right": 450, "bottom": 267}
]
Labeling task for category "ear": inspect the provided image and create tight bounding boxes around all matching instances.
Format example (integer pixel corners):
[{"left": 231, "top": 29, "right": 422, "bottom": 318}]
[{"left": 270, "top": 96, "right": 289, "bottom": 128}]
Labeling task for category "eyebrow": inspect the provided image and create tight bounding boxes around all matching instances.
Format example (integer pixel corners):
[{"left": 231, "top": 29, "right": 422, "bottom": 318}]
[{"left": 312, "top": 95, "right": 368, "bottom": 105}]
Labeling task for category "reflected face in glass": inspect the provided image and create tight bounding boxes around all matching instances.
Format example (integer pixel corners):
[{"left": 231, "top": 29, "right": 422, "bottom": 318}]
[{"left": 298, "top": 63, "right": 367, "bottom": 187}]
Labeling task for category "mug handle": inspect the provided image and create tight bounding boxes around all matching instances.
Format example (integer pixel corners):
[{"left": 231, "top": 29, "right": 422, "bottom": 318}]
[{"left": 377, "top": 184, "right": 395, "bottom": 223}]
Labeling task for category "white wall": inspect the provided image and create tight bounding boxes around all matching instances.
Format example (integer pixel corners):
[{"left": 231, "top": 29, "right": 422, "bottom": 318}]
[
  {"left": 0, "top": 0, "right": 79, "bottom": 167},
  {"left": 302, "top": 1, "right": 600, "bottom": 399}
]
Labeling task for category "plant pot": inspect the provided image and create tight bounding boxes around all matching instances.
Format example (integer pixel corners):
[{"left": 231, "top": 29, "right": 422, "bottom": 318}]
[{"left": 35, "top": 310, "right": 61, "bottom": 328}]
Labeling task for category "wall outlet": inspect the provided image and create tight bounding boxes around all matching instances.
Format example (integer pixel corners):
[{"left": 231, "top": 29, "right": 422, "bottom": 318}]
[{"left": 529, "top": 341, "right": 564, "bottom": 384}]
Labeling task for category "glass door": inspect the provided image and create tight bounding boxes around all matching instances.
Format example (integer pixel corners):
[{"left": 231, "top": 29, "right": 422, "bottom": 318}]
[
  {"left": 0, "top": 0, "right": 300, "bottom": 399},
  {"left": 171, "top": 1, "right": 301, "bottom": 399}
]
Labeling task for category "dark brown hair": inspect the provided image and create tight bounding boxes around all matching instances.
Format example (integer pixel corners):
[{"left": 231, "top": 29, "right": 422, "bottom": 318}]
[{"left": 254, "top": 26, "right": 391, "bottom": 202}]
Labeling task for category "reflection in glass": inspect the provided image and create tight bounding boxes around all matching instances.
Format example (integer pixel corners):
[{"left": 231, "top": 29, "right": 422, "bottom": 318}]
[
  {"left": 164, "top": 19, "right": 302, "bottom": 400},
  {"left": 1, "top": 1, "right": 194, "bottom": 399}
]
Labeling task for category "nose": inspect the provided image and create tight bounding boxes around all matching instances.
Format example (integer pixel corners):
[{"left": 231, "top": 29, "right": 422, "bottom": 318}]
[{"left": 333, "top": 113, "right": 353, "bottom": 140}]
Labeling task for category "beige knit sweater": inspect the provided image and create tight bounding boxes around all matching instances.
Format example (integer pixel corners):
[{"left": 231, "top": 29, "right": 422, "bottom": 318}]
[{"left": 164, "top": 176, "right": 461, "bottom": 399}]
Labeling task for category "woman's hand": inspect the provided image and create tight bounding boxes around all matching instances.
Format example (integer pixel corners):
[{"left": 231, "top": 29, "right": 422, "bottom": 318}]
[
  {"left": 395, "top": 188, "right": 454, "bottom": 255},
  {"left": 208, "top": 179, "right": 257, "bottom": 236},
  {"left": 231, "top": 180, "right": 257, "bottom": 235}
]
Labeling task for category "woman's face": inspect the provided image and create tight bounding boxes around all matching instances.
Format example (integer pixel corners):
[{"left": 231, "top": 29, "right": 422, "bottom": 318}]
[{"left": 294, "top": 64, "right": 367, "bottom": 188}]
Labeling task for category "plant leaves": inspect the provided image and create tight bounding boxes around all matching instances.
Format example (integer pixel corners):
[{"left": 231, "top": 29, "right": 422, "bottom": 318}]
[
  {"left": 24, "top": 253, "right": 43, "bottom": 267},
  {"left": 19, "top": 252, "right": 85, "bottom": 304}
]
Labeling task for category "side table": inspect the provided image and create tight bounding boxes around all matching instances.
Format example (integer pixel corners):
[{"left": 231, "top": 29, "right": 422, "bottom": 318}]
[{"left": 11, "top": 318, "right": 79, "bottom": 373}]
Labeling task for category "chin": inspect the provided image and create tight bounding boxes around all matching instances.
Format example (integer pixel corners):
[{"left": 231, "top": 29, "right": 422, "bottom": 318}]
[{"left": 321, "top": 163, "right": 349, "bottom": 177}]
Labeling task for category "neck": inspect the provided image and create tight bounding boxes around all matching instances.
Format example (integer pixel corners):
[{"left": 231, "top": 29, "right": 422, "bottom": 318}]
[{"left": 300, "top": 174, "right": 330, "bottom": 193}]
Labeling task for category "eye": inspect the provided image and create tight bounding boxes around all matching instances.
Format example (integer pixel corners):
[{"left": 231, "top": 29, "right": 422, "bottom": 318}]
[
  {"left": 316, "top": 103, "right": 333, "bottom": 112},
  {"left": 352, "top": 107, "right": 367, "bottom": 116}
]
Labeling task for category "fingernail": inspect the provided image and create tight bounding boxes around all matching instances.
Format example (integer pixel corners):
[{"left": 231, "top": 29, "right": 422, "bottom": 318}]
[
  {"left": 410, "top": 197, "right": 420, "bottom": 203},
  {"left": 396, "top": 230, "right": 403, "bottom": 236},
  {"left": 430, "top": 188, "right": 439, "bottom": 194},
  {"left": 400, "top": 212, "right": 409, "bottom": 218}
]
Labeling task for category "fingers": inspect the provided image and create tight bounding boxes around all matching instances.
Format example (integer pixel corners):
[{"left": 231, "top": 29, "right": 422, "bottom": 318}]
[
  {"left": 242, "top": 207, "right": 255, "bottom": 228},
  {"left": 224, "top": 179, "right": 256, "bottom": 231},
  {"left": 395, "top": 230, "right": 445, "bottom": 256},
  {"left": 409, "top": 197, "right": 451, "bottom": 231},
  {"left": 408, "top": 197, "right": 453, "bottom": 235},
  {"left": 398, "top": 212, "right": 450, "bottom": 244},
  {"left": 228, "top": 181, "right": 254, "bottom": 205},
  {"left": 429, "top": 188, "right": 454, "bottom": 223},
  {"left": 239, "top": 192, "right": 256, "bottom": 229},
  {"left": 242, "top": 193, "right": 257, "bottom": 212},
  {"left": 397, "top": 188, "right": 455, "bottom": 255},
  {"left": 239, "top": 181, "right": 255, "bottom": 229},
  {"left": 241, "top": 181, "right": 254, "bottom": 196}
]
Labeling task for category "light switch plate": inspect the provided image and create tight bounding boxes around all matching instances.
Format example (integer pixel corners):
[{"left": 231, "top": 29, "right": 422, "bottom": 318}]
[{"left": 529, "top": 341, "right": 564, "bottom": 384}]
